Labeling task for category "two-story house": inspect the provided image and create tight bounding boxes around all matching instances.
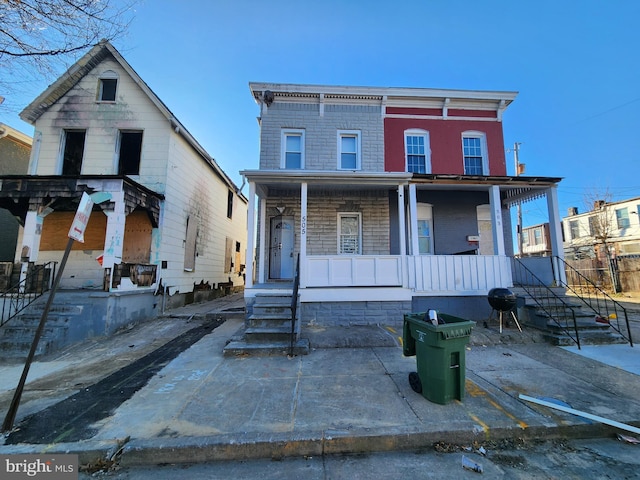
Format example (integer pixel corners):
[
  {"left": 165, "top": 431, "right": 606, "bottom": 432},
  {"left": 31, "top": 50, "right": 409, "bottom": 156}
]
[
  {"left": 521, "top": 223, "right": 552, "bottom": 257},
  {"left": 0, "top": 41, "right": 247, "bottom": 351},
  {"left": 240, "top": 83, "right": 564, "bottom": 340},
  {"left": 563, "top": 199, "right": 640, "bottom": 292}
]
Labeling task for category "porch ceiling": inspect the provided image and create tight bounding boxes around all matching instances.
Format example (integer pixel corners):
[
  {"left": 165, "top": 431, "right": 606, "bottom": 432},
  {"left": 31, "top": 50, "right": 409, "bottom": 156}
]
[{"left": 412, "top": 173, "right": 563, "bottom": 206}]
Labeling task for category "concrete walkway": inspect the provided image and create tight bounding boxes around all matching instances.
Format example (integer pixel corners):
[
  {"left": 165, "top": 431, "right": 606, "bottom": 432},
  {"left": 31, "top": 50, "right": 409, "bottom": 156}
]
[{"left": 1, "top": 292, "right": 639, "bottom": 469}]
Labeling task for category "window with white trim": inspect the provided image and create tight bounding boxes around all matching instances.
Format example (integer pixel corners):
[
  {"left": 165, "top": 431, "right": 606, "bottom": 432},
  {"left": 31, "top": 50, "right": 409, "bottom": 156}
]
[
  {"left": 404, "top": 130, "right": 430, "bottom": 173},
  {"left": 338, "top": 212, "right": 361, "bottom": 254},
  {"left": 281, "top": 129, "right": 304, "bottom": 169},
  {"left": 117, "top": 130, "right": 143, "bottom": 175},
  {"left": 338, "top": 130, "right": 361, "bottom": 170},
  {"left": 97, "top": 70, "right": 118, "bottom": 102},
  {"left": 533, "top": 228, "right": 543, "bottom": 245},
  {"left": 61, "top": 129, "right": 86, "bottom": 175},
  {"left": 616, "top": 207, "right": 630, "bottom": 229},
  {"left": 416, "top": 203, "right": 434, "bottom": 254},
  {"left": 462, "top": 131, "right": 488, "bottom": 175},
  {"left": 569, "top": 220, "right": 580, "bottom": 239}
]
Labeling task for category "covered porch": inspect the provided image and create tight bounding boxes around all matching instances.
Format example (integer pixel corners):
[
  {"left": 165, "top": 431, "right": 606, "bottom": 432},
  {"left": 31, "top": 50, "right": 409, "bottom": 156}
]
[{"left": 241, "top": 170, "right": 563, "bottom": 323}]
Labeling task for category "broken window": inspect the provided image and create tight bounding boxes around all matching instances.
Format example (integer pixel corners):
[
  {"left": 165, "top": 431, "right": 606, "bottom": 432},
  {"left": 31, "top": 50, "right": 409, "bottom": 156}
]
[
  {"left": 118, "top": 131, "right": 143, "bottom": 175},
  {"left": 98, "top": 70, "right": 118, "bottom": 102},
  {"left": 227, "top": 190, "right": 234, "bottom": 219},
  {"left": 61, "top": 130, "right": 86, "bottom": 175}
]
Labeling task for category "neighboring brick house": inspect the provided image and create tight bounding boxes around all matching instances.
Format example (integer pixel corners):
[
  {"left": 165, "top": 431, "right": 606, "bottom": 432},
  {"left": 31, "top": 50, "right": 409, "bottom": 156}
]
[
  {"left": 241, "top": 83, "right": 564, "bottom": 328},
  {"left": 0, "top": 41, "right": 247, "bottom": 344}
]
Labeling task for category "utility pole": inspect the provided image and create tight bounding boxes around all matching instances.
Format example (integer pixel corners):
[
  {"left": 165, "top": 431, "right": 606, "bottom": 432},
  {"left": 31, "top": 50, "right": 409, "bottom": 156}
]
[{"left": 514, "top": 142, "right": 523, "bottom": 257}]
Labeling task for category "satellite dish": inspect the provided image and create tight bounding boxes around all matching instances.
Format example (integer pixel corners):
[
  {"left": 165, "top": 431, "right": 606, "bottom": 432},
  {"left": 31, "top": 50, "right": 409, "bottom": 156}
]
[{"left": 263, "top": 90, "right": 274, "bottom": 106}]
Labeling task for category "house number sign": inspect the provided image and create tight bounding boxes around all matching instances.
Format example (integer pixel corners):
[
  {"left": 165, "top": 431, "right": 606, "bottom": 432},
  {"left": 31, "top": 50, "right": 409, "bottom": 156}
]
[{"left": 301, "top": 215, "right": 306, "bottom": 235}]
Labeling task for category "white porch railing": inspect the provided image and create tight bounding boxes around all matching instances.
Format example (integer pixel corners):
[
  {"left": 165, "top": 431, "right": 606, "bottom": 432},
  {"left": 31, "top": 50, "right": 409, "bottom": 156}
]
[
  {"left": 304, "top": 255, "right": 403, "bottom": 287},
  {"left": 302, "top": 254, "right": 512, "bottom": 293},
  {"left": 408, "top": 255, "right": 512, "bottom": 293}
]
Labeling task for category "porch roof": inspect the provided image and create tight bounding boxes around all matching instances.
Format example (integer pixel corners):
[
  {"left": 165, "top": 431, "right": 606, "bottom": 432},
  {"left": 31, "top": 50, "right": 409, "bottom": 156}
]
[
  {"left": 0, "top": 175, "right": 164, "bottom": 226},
  {"left": 241, "top": 169, "right": 562, "bottom": 205},
  {"left": 411, "top": 173, "right": 563, "bottom": 206},
  {"left": 241, "top": 169, "right": 411, "bottom": 192}
]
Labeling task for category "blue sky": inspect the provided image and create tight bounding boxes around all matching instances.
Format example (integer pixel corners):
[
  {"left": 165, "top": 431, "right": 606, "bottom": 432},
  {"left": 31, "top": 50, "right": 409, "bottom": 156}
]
[{"left": 2, "top": 0, "right": 639, "bottom": 228}]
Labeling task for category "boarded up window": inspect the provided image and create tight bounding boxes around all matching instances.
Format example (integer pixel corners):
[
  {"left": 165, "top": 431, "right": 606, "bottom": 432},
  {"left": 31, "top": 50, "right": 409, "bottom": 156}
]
[
  {"left": 40, "top": 211, "right": 106, "bottom": 250},
  {"left": 224, "top": 237, "right": 233, "bottom": 273},
  {"left": 184, "top": 216, "right": 198, "bottom": 271},
  {"left": 123, "top": 209, "right": 153, "bottom": 264}
]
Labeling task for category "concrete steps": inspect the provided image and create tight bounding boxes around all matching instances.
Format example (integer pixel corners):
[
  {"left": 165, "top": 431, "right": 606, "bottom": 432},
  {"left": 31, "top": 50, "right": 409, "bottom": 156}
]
[
  {"left": 0, "top": 298, "right": 79, "bottom": 359},
  {"left": 513, "top": 287, "right": 630, "bottom": 347},
  {"left": 224, "top": 293, "right": 309, "bottom": 356}
]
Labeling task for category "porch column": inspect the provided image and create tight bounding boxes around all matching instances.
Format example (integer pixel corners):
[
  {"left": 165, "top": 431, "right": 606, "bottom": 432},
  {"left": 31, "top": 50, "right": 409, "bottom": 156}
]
[
  {"left": 397, "top": 184, "right": 408, "bottom": 288},
  {"left": 408, "top": 184, "right": 419, "bottom": 255},
  {"left": 258, "top": 190, "right": 267, "bottom": 284},
  {"left": 245, "top": 180, "right": 256, "bottom": 289},
  {"left": 103, "top": 191, "right": 126, "bottom": 289},
  {"left": 20, "top": 211, "right": 43, "bottom": 262},
  {"left": 397, "top": 185, "right": 406, "bottom": 256},
  {"left": 300, "top": 182, "right": 307, "bottom": 288},
  {"left": 546, "top": 185, "right": 567, "bottom": 284},
  {"left": 18, "top": 211, "right": 44, "bottom": 290},
  {"left": 489, "top": 186, "right": 506, "bottom": 255}
]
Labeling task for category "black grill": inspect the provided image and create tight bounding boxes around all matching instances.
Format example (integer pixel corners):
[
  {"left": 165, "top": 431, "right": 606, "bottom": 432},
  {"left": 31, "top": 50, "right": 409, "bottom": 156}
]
[{"left": 488, "top": 287, "right": 516, "bottom": 312}]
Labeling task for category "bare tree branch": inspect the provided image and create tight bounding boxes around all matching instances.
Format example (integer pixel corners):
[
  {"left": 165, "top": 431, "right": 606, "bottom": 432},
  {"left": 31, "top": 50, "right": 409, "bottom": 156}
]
[{"left": 0, "top": 0, "right": 138, "bottom": 101}]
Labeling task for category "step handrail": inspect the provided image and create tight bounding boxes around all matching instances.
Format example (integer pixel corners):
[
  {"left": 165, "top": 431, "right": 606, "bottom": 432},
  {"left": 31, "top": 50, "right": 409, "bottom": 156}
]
[
  {"left": 1, "top": 262, "right": 57, "bottom": 328},
  {"left": 513, "top": 257, "right": 581, "bottom": 349},
  {"left": 553, "top": 256, "right": 633, "bottom": 347},
  {"left": 289, "top": 254, "right": 300, "bottom": 357}
]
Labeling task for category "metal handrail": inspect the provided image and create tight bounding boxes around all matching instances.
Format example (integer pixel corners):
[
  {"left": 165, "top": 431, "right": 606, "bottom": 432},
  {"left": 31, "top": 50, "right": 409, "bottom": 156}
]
[
  {"left": 513, "top": 258, "right": 581, "bottom": 349},
  {"left": 289, "top": 254, "right": 301, "bottom": 357},
  {"left": 1, "top": 262, "right": 57, "bottom": 328},
  {"left": 553, "top": 256, "right": 633, "bottom": 347}
]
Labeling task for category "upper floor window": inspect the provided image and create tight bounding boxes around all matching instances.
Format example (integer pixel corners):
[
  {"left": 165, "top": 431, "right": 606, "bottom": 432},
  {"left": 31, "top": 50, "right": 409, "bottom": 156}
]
[
  {"left": 61, "top": 129, "right": 86, "bottom": 175},
  {"left": 616, "top": 207, "right": 630, "bottom": 229},
  {"left": 117, "top": 130, "right": 143, "bottom": 175},
  {"left": 338, "top": 212, "right": 361, "bottom": 254},
  {"left": 405, "top": 130, "right": 430, "bottom": 174},
  {"left": 533, "top": 228, "right": 543, "bottom": 245},
  {"left": 98, "top": 70, "right": 118, "bottom": 102},
  {"left": 227, "top": 190, "right": 234, "bottom": 219},
  {"left": 338, "top": 130, "right": 361, "bottom": 170},
  {"left": 281, "top": 129, "right": 304, "bottom": 169},
  {"left": 569, "top": 220, "right": 580, "bottom": 240},
  {"left": 462, "top": 132, "right": 488, "bottom": 175}
]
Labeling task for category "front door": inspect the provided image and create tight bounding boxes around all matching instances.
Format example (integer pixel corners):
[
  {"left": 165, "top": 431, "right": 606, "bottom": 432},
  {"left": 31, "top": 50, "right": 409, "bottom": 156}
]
[{"left": 269, "top": 216, "right": 294, "bottom": 279}]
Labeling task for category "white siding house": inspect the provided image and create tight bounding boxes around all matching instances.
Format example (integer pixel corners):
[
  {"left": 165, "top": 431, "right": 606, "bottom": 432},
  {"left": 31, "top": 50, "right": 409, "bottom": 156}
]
[{"left": 0, "top": 41, "right": 246, "bottom": 345}]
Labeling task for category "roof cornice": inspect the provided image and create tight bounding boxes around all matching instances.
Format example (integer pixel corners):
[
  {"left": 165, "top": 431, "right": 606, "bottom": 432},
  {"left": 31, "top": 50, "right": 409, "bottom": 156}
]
[{"left": 249, "top": 82, "right": 518, "bottom": 109}]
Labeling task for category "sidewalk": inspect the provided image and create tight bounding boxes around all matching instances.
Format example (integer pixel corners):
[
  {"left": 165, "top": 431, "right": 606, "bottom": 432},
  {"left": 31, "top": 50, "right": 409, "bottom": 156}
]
[{"left": 1, "top": 292, "right": 640, "bottom": 468}]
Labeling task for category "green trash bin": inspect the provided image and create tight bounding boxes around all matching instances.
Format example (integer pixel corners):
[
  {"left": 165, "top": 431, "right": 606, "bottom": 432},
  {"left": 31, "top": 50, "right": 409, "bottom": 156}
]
[{"left": 403, "top": 312, "right": 475, "bottom": 404}]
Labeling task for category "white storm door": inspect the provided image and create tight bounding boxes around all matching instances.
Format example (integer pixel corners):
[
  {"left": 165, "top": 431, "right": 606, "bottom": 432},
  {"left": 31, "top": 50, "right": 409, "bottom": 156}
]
[{"left": 269, "top": 216, "right": 294, "bottom": 279}]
